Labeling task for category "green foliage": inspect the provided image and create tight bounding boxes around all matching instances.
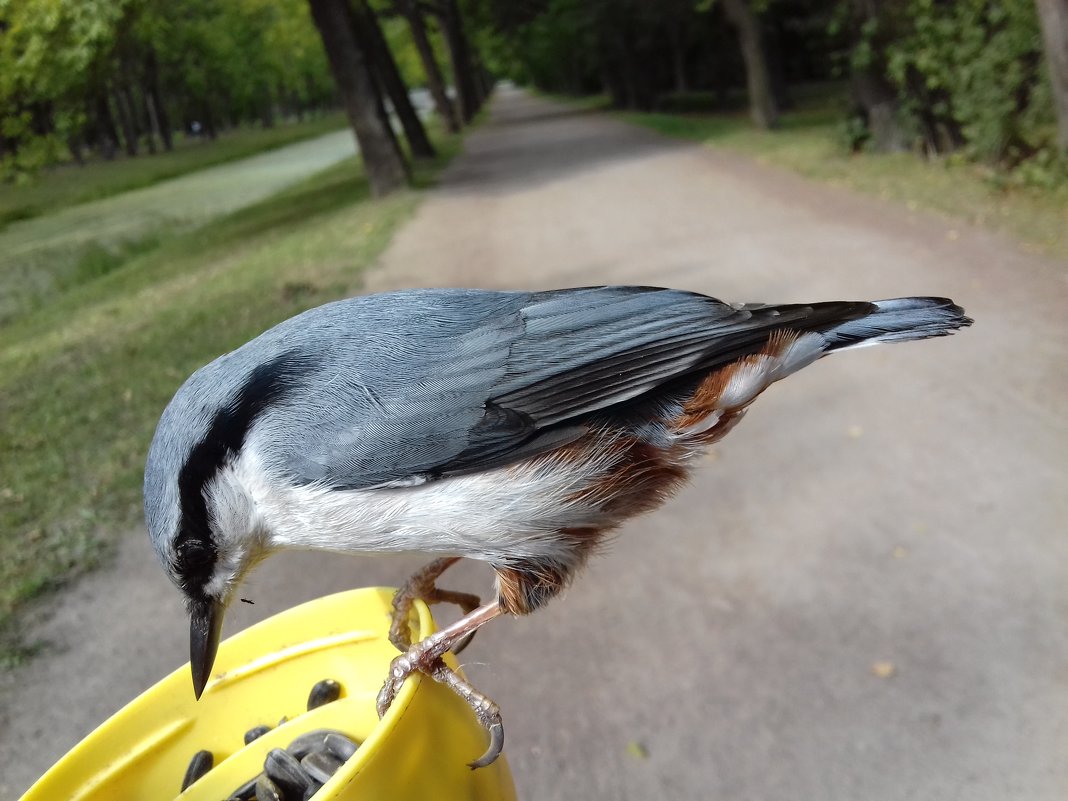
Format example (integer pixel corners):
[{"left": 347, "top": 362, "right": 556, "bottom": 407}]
[
  {"left": 378, "top": 12, "right": 449, "bottom": 90},
  {"left": 0, "top": 0, "right": 335, "bottom": 178},
  {"left": 885, "top": 0, "right": 1055, "bottom": 166},
  {"left": 503, "top": 0, "right": 601, "bottom": 92},
  {"left": 0, "top": 0, "right": 126, "bottom": 175}
]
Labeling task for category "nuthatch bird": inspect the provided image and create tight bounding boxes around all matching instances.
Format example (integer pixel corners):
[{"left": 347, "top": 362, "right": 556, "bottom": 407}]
[{"left": 144, "top": 286, "right": 970, "bottom": 767}]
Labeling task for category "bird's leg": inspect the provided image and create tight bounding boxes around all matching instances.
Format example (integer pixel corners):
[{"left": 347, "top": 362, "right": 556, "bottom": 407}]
[
  {"left": 419, "top": 586, "right": 483, "bottom": 655},
  {"left": 377, "top": 602, "right": 504, "bottom": 765},
  {"left": 389, "top": 556, "right": 482, "bottom": 654},
  {"left": 429, "top": 659, "right": 504, "bottom": 769}
]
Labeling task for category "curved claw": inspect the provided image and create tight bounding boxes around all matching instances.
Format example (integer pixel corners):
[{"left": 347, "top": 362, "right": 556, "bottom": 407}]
[
  {"left": 378, "top": 603, "right": 505, "bottom": 766},
  {"left": 375, "top": 653, "right": 411, "bottom": 718},
  {"left": 467, "top": 720, "right": 505, "bottom": 769},
  {"left": 375, "top": 681, "right": 394, "bottom": 719}
]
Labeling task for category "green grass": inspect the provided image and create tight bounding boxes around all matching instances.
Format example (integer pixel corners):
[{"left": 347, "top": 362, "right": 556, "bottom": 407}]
[
  {"left": 0, "top": 112, "right": 348, "bottom": 230},
  {"left": 0, "top": 127, "right": 357, "bottom": 327},
  {"left": 0, "top": 131, "right": 461, "bottom": 659},
  {"left": 622, "top": 100, "right": 1068, "bottom": 261}
]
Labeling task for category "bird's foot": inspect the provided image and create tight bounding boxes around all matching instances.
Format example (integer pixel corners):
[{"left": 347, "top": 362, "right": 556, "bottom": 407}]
[
  {"left": 377, "top": 601, "right": 504, "bottom": 767},
  {"left": 390, "top": 557, "right": 481, "bottom": 654},
  {"left": 430, "top": 660, "right": 504, "bottom": 768}
]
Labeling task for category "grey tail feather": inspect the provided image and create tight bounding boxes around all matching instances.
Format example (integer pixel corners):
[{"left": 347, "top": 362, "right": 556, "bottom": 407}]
[{"left": 820, "top": 297, "right": 973, "bottom": 352}]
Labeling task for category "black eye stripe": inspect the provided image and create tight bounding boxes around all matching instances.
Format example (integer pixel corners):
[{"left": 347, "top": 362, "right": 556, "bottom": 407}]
[{"left": 174, "top": 351, "right": 308, "bottom": 593}]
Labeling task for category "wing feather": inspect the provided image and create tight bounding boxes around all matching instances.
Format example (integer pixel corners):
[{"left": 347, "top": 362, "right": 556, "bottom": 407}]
[{"left": 271, "top": 288, "right": 871, "bottom": 488}]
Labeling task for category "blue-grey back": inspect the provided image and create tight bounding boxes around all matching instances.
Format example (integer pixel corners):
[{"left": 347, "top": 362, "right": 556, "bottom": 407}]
[{"left": 246, "top": 287, "right": 737, "bottom": 488}]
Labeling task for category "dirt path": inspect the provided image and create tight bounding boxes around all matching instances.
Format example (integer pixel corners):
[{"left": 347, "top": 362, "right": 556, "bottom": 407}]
[{"left": 3, "top": 87, "right": 1066, "bottom": 800}]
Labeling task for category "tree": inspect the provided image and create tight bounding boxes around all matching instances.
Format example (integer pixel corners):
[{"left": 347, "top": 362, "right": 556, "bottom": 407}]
[
  {"left": 351, "top": 1, "right": 436, "bottom": 158},
  {"left": 0, "top": 0, "right": 126, "bottom": 173},
  {"left": 1036, "top": 0, "right": 1068, "bottom": 152},
  {"left": 307, "top": 0, "right": 409, "bottom": 195},
  {"left": 437, "top": 0, "right": 481, "bottom": 123},
  {"left": 720, "top": 0, "right": 779, "bottom": 129},
  {"left": 885, "top": 0, "right": 1051, "bottom": 162},
  {"left": 841, "top": 0, "right": 907, "bottom": 152},
  {"left": 395, "top": 0, "right": 459, "bottom": 132}
]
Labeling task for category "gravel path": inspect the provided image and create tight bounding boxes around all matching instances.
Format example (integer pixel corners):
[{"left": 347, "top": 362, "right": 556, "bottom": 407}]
[{"left": 3, "top": 87, "right": 1066, "bottom": 801}]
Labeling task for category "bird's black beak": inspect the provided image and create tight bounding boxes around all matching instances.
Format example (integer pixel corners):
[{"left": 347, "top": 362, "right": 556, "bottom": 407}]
[{"left": 189, "top": 597, "right": 224, "bottom": 700}]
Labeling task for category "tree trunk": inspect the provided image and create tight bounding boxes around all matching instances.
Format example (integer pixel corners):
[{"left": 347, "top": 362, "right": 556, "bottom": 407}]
[
  {"left": 136, "top": 86, "right": 159, "bottom": 154},
  {"left": 438, "top": 0, "right": 479, "bottom": 123},
  {"left": 352, "top": 2, "right": 435, "bottom": 159},
  {"left": 67, "top": 135, "right": 85, "bottom": 165},
  {"left": 721, "top": 0, "right": 779, "bottom": 129},
  {"left": 471, "top": 48, "right": 492, "bottom": 104},
  {"left": 852, "top": 68, "right": 906, "bottom": 152},
  {"left": 93, "top": 94, "right": 119, "bottom": 160},
  {"left": 618, "top": 34, "right": 654, "bottom": 110},
  {"left": 308, "top": 0, "right": 409, "bottom": 195},
  {"left": 669, "top": 21, "right": 688, "bottom": 93},
  {"left": 398, "top": 0, "right": 458, "bottom": 133},
  {"left": 260, "top": 83, "right": 276, "bottom": 128},
  {"left": 202, "top": 105, "right": 219, "bottom": 140},
  {"left": 144, "top": 49, "right": 173, "bottom": 151},
  {"left": 1037, "top": 0, "right": 1068, "bottom": 152},
  {"left": 764, "top": 18, "right": 792, "bottom": 111},
  {"left": 144, "top": 86, "right": 164, "bottom": 152},
  {"left": 111, "top": 86, "right": 139, "bottom": 156}
]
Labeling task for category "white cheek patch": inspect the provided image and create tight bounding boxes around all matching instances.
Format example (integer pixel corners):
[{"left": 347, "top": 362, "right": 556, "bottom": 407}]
[{"left": 202, "top": 464, "right": 270, "bottom": 599}]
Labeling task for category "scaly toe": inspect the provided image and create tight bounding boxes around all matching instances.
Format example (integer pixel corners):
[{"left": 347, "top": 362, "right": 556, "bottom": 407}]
[{"left": 375, "top": 654, "right": 413, "bottom": 718}]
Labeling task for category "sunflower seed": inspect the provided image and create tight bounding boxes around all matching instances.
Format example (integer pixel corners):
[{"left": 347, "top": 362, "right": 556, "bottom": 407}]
[
  {"left": 306, "top": 679, "right": 342, "bottom": 710},
  {"left": 323, "top": 732, "right": 358, "bottom": 761},
  {"left": 244, "top": 724, "right": 272, "bottom": 745},
  {"left": 302, "top": 781, "right": 324, "bottom": 800},
  {"left": 227, "top": 773, "right": 260, "bottom": 801},
  {"left": 285, "top": 729, "right": 333, "bottom": 760},
  {"left": 180, "top": 749, "right": 213, "bottom": 791},
  {"left": 301, "top": 750, "right": 344, "bottom": 784},
  {"left": 265, "top": 747, "right": 313, "bottom": 796},
  {"left": 255, "top": 773, "right": 285, "bottom": 801}
]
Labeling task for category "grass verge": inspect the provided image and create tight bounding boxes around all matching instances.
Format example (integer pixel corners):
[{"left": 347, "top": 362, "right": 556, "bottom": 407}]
[
  {"left": 0, "top": 133, "right": 461, "bottom": 663},
  {"left": 0, "top": 113, "right": 348, "bottom": 230},
  {"left": 622, "top": 102, "right": 1068, "bottom": 261}
]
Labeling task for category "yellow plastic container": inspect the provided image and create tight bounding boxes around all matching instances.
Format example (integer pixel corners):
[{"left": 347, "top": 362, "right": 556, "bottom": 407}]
[{"left": 20, "top": 588, "right": 516, "bottom": 801}]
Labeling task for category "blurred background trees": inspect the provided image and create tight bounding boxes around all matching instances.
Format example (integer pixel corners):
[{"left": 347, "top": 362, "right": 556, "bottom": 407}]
[
  {"left": 472, "top": 0, "right": 1067, "bottom": 177},
  {"left": 0, "top": 0, "right": 338, "bottom": 173},
  {"left": 0, "top": 0, "right": 488, "bottom": 193},
  {"left": 1, "top": 0, "right": 1065, "bottom": 187}
]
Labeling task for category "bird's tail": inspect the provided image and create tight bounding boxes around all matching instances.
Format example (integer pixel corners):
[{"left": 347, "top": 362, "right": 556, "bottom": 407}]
[{"left": 819, "top": 297, "right": 972, "bottom": 352}]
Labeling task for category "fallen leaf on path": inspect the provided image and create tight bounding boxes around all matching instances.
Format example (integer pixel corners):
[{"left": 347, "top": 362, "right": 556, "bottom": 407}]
[
  {"left": 871, "top": 661, "right": 896, "bottom": 679},
  {"left": 626, "top": 741, "right": 649, "bottom": 760}
]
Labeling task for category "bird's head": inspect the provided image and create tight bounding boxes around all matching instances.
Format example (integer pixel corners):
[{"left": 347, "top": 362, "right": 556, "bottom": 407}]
[{"left": 144, "top": 357, "right": 276, "bottom": 699}]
